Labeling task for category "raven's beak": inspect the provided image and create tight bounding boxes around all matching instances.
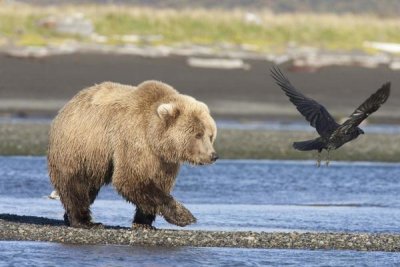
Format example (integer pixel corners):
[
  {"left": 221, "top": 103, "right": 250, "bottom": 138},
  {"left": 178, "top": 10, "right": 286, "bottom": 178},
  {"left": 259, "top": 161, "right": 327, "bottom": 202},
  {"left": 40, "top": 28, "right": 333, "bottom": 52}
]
[{"left": 360, "top": 129, "right": 365, "bottom": 134}]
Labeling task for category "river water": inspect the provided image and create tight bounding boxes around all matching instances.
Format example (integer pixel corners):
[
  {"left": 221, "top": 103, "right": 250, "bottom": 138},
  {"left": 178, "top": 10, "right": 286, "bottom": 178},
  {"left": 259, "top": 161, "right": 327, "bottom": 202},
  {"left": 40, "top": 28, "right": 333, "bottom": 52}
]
[{"left": 1, "top": 157, "right": 400, "bottom": 266}]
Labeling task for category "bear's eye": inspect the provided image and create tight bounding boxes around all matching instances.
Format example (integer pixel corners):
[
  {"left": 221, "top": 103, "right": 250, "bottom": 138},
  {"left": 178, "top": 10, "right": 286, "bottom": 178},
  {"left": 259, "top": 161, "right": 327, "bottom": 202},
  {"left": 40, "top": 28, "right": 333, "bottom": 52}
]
[
  {"left": 195, "top": 133, "right": 203, "bottom": 139},
  {"left": 210, "top": 135, "right": 213, "bottom": 141}
]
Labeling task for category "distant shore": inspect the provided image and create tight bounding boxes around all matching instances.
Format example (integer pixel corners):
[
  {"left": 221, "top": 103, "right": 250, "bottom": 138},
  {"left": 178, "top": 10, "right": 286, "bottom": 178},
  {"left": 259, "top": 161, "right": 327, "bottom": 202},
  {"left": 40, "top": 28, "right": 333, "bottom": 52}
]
[{"left": 1, "top": 122, "right": 400, "bottom": 162}]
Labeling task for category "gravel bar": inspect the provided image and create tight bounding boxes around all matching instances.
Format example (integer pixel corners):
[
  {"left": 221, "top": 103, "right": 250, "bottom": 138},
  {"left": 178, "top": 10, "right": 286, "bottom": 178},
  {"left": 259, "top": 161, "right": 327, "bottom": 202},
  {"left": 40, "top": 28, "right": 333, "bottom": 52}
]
[{"left": 1, "top": 215, "right": 400, "bottom": 252}]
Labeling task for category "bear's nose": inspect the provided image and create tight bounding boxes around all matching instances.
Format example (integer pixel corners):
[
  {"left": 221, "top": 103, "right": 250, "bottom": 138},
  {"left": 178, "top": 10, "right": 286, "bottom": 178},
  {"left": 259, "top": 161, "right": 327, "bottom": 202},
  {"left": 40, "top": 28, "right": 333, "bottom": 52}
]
[{"left": 210, "top": 152, "right": 219, "bottom": 162}]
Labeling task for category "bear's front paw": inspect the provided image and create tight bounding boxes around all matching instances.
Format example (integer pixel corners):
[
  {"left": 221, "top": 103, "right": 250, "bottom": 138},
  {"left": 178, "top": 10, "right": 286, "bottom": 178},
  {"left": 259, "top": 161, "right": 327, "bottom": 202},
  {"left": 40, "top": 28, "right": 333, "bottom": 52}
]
[
  {"left": 132, "top": 223, "right": 157, "bottom": 230},
  {"left": 162, "top": 202, "right": 196, "bottom": 227}
]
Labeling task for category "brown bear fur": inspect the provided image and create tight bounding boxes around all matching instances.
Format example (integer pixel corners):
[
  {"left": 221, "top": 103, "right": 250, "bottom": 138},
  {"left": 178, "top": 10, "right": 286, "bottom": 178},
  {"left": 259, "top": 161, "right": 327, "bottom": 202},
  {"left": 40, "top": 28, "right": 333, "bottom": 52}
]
[{"left": 47, "top": 81, "right": 218, "bottom": 229}]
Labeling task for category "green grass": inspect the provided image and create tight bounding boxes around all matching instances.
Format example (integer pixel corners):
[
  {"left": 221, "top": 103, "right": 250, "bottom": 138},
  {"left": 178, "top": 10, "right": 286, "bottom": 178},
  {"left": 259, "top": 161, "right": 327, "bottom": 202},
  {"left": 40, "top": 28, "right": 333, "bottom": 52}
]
[{"left": 1, "top": 4, "right": 400, "bottom": 52}]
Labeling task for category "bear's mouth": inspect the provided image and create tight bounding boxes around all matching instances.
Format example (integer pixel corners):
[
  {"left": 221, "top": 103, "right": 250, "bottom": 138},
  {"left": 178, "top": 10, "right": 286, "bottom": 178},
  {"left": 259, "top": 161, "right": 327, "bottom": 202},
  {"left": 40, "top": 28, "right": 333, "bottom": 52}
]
[
  {"left": 187, "top": 160, "right": 206, "bottom": 166},
  {"left": 194, "top": 160, "right": 215, "bottom": 166},
  {"left": 189, "top": 161, "right": 202, "bottom": 166},
  {"left": 187, "top": 158, "right": 215, "bottom": 166}
]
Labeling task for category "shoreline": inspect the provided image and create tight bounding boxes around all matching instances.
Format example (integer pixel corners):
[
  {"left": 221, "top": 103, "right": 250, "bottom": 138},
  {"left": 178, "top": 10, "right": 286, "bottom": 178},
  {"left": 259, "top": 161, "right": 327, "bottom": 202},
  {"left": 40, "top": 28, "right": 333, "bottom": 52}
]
[
  {"left": 1, "top": 123, "right": 400, "bottom": 161},
  {"left": 1, "top": 214, "right": 399, "bottom": 252}
]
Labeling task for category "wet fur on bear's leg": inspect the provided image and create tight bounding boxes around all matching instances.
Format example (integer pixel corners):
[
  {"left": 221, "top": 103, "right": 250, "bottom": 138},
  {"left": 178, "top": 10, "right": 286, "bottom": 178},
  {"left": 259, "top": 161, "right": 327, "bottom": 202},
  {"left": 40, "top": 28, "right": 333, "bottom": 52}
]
[
  {"left": 56, "top": 178, "right": 104, "bottom": 229},
  {"left": 160, "top": 200, "right": 196, "bottom": 227},
  {"left": 119, "top": 180, "right": 196, "bottom": 228},
  {"left": 63, "top": 207, "right": 103, "bottom": 229},
  {"left": 63, "top": 212, "right": 70, "bottom": 226},
  {"left": 58, "top": 183, "right": 91, "bottom": 228},
  {"left": 142, "top": 181, "right": 196, "bottom": 227},
  {"left": 133, "top": 208, "right": 156, "bottom": 230}
]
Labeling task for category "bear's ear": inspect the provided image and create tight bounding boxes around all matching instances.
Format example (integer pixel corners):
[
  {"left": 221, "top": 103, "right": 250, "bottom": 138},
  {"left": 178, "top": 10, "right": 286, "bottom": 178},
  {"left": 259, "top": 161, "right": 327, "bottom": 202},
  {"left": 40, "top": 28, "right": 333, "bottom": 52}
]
[
  {"left": 157, "top": 103, "right": 180, "bottom": 121},
  {"left": 198, "top": 101, "right": 210, "bottom": 113}
]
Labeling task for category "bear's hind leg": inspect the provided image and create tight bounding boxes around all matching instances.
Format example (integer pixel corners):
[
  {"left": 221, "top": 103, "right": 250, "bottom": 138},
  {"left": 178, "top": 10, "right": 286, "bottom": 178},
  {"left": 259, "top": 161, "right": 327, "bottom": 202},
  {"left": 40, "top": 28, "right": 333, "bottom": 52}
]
[
  {"left": 87, "top": 186, "right": 104, "bottom": 228},
  {"left": 63, "top": 199, "right": 92, "bottom": 228},
  {"left": 59, "top": 178, "right": 97, "bottom": 229},
  {"left": 133, "top": 207, "right": 156, "bottom": 230}
]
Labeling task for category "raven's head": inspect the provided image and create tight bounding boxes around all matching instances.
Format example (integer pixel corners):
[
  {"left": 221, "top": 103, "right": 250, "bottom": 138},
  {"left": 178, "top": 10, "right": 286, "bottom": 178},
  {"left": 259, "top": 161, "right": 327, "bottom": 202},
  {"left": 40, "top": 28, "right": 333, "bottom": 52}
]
[{"left": 357, "top": 128, "right": 365, "bottom": 135}]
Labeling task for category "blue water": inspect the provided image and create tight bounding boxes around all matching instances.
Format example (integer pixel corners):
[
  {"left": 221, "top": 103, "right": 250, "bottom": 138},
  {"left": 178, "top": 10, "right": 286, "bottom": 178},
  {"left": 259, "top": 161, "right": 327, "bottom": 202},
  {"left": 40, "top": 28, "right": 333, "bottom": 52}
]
[
  {"left": 1, "top": 241, "right": 400, "bottom": 267},
  {"left": 1, "top": 157, "right": 400, "bottom": 266}
]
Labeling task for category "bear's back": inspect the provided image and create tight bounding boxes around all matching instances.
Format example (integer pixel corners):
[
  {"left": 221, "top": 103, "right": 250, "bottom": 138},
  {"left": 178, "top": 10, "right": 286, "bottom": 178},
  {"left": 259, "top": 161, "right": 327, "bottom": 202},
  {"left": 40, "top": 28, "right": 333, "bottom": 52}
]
[
  {"left": 71, "top": 81, "right": 178, "bottom": 112},
  {"left": 49, "top": 81, "right": 180, "bottom": 154}
]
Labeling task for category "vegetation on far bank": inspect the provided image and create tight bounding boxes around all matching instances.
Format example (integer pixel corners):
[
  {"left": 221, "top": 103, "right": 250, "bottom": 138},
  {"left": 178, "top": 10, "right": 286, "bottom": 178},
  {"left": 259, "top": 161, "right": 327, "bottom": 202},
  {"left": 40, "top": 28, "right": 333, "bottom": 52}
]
[
  {"left": 1, "top": 4, "right": 400, "bottom": 52},
  {"left": 1, "top": 123, "right": 400, "bottom": 162}
]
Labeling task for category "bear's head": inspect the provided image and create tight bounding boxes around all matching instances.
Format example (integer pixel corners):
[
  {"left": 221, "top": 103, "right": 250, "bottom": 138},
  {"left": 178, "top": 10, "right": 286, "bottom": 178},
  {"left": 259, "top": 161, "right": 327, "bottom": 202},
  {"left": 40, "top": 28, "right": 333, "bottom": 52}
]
[{"left": 149, "top": 92, "right": 218, "bottom": 165}]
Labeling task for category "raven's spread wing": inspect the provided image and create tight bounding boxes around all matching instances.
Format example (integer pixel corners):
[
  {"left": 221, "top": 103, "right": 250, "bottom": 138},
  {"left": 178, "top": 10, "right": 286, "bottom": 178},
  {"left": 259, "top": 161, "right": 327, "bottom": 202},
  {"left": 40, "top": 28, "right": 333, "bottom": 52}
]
[
  {"left": 271, "top": 66, "right": 339, "bottom": 137},
  {"left": 334, "top": 82, "right": 391, "bottom": 134}
]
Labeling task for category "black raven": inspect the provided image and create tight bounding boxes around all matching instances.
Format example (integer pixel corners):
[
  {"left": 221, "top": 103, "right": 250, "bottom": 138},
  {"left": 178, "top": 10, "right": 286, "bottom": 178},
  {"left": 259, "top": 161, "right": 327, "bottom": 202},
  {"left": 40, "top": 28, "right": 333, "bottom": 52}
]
[{"left": 271, "top": 66, "right": 391, "bottom": 166}]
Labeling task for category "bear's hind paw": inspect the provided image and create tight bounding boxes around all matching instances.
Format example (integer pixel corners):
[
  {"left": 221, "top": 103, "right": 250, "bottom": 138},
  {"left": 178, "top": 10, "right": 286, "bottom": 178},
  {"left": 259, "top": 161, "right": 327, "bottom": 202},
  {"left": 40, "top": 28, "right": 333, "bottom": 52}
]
[{"left": 70, "top": 221, "right": 104, "bottom": 229}]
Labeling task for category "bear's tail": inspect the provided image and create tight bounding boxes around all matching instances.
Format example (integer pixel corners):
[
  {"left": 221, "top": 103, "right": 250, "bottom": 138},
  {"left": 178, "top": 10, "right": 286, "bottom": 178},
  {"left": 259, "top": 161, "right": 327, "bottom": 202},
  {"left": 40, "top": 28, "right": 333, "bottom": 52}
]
[{"left": 293, "top": 138, "right": 324, "bottom": 151}]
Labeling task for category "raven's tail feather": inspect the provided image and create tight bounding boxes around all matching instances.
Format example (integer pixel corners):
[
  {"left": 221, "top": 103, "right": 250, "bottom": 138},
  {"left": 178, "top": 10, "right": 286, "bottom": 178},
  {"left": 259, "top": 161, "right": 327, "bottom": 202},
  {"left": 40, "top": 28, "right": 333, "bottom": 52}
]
[{"left": 293, "top": 139, "right": 324, "bottom": 151}]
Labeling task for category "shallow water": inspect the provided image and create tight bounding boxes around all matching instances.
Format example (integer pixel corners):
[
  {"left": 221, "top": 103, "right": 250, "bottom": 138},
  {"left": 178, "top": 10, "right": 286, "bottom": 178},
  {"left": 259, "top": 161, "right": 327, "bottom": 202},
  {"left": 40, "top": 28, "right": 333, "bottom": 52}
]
[
  {"left": 1, "top": 241, "right": 400, "bottom": 267},
  {"left": 1, "top": 157, "right": 400, "bottom": 265},
  {"left": 1, "top": 157, "right": 400, "bottom": 232}
]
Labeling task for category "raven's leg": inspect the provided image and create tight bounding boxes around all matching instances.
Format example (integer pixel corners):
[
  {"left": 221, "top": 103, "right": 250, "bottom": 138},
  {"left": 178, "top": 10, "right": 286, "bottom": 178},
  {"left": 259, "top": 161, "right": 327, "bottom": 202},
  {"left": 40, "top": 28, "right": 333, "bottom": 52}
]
[
  {"left": 317, "top": 151, "right": 321, "bottom": 167},
  {"left": 326, "top": 149, "right": 330, "bottom": 166}
]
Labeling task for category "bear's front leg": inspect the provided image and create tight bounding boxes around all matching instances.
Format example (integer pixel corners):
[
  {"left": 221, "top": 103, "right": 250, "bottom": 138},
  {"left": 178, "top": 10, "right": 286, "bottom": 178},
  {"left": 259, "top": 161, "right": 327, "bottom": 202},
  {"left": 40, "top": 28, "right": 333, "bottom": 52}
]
[
  {"left": 133, "top": 207, "right": 156, "bottom": 230},
  {"left": 160, "top": 199, "right": 197, "bottom": 227},
  {"left": 128, "top": 180, "right": 196, "bottom": 228}
]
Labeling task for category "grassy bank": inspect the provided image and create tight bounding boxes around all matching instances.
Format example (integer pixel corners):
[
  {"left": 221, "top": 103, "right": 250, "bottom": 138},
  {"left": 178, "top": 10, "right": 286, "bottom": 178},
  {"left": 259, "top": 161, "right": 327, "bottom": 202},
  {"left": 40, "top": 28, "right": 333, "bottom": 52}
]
[
  {"left": 1, "top": 4, "right": 400, "bottom": 51},
  {"left": 1, "top": 123, "right": 399, "bottom": 162}
]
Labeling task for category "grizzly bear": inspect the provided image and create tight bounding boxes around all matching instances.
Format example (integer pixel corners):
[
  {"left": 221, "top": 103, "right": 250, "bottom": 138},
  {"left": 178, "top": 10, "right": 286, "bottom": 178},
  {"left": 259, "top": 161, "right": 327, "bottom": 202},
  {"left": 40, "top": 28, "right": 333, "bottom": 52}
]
[{"left": 47, "top": 81, "right": 218, "bottom": 229}]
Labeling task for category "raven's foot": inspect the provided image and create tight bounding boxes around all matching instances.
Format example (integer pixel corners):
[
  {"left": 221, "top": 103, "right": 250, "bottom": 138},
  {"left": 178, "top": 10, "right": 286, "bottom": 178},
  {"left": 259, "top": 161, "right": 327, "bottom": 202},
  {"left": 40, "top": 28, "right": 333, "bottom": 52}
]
[
  {"left": 326, "top": 150, "right": 330, "bottom": 166},
  {"left": 316, "top": 151, "right": 322, "bottom": 167}
]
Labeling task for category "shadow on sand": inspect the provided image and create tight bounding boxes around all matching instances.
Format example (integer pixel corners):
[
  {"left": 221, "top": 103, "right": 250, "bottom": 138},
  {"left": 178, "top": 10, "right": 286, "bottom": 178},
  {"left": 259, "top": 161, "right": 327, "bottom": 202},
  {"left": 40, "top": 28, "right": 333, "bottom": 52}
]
[{"left": 0, "top": 213, "right": 128, "bottom": 230}]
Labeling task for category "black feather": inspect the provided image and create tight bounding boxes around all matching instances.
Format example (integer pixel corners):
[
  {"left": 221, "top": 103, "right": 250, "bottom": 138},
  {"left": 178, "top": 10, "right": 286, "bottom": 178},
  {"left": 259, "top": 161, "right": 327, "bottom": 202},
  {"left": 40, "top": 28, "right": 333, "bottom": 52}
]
[
  {"left": 271, "top": 66, "right": 391, "bottom": 154},
  {"left": 271, "top": 66, "right": 339, "bottom": 138}
]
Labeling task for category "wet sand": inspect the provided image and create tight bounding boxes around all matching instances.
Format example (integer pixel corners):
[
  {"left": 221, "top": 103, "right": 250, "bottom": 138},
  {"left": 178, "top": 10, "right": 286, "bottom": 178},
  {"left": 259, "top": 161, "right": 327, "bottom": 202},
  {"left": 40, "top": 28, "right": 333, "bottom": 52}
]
[{"left": 0, "top": 53, "right": 399, "bottom": 123}]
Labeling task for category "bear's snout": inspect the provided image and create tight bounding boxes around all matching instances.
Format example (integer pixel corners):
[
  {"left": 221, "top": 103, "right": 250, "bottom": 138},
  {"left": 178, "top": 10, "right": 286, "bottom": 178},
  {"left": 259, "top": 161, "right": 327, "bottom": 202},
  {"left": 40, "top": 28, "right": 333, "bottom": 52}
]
[{"left": 210, "top": 152, "right": 219, "bottom": 162}]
